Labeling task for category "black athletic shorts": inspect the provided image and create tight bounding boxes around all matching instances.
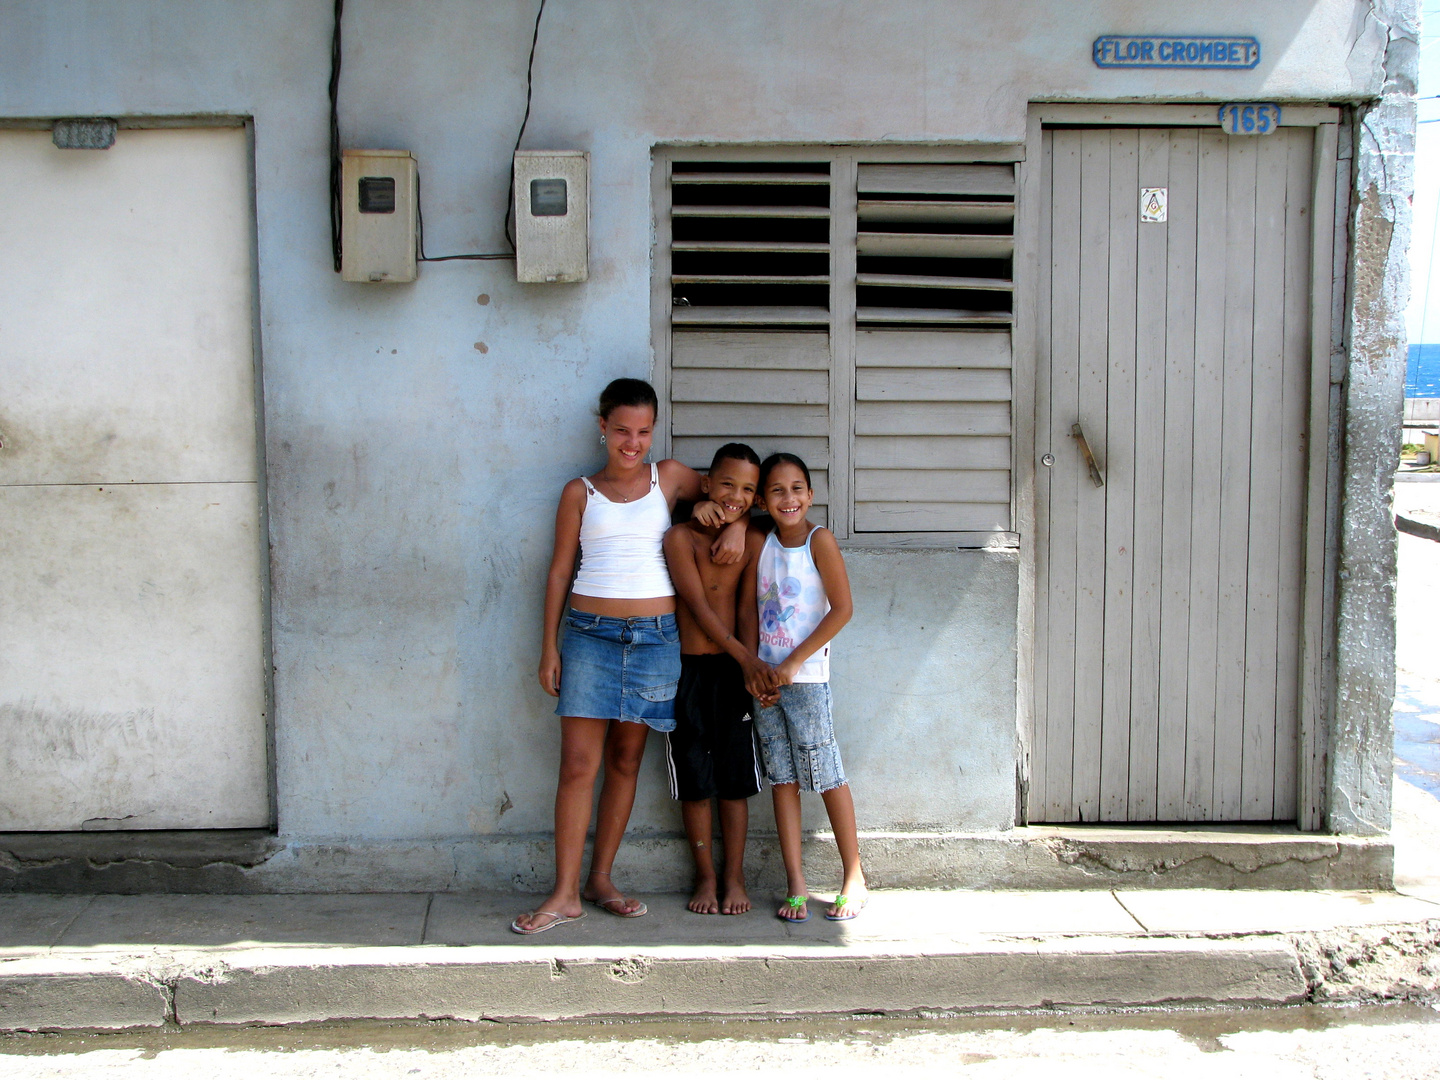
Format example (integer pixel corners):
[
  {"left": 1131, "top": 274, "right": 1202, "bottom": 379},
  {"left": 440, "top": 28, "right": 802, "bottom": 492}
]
[{"left": 665, "top": 653, "right": 762, "bottom": 802}]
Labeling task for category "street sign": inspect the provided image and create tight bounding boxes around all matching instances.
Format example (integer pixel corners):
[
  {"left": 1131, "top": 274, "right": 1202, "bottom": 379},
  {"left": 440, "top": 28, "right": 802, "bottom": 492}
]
[{"left": 1093, "top": 35, "right": 1261, "bottom": 69}]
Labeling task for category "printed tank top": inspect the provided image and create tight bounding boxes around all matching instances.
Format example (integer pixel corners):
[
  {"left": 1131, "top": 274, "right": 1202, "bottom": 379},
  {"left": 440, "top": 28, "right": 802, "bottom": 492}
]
[
  {"left": 572, "top": 463, "right": 675, "bottom": 599},
  {"left": 756, "top": 526, "right": 830, "bottom": 683}
]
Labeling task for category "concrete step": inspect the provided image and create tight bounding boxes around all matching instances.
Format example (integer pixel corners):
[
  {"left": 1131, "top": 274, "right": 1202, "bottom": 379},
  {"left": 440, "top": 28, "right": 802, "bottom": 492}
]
[
  {"left": 2, "top": 889, "right": 1436, "bottom": 1031},
  {"left": 0, "top": 826, "right": 1395, "bottom": 894}
]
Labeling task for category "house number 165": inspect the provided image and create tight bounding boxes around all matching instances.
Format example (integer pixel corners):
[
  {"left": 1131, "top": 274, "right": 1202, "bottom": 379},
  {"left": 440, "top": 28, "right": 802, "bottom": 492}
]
[{"left": 1219, "top": 103, "right": 1281, "bottom": 135}]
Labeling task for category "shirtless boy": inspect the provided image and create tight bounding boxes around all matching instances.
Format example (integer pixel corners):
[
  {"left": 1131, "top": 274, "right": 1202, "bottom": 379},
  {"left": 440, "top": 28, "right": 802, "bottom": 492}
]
[{"left": 662, "top": 443, "right": 774, "bottom": 915}]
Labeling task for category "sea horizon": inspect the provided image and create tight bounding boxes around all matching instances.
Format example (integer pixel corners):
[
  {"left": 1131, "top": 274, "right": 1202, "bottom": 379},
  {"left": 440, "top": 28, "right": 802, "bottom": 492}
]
[{"left": 1408, "top": 343, "right": 1440, "bottom": 398}]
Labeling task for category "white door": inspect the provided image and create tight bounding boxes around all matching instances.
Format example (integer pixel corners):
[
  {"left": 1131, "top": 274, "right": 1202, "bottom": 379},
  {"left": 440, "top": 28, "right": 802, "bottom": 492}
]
[
  {"left": 0, "top": 127, "right": 270, "bottom": 830},
  {"left": 1031, "top": 127, "right": 1317, "bottom": 823}
]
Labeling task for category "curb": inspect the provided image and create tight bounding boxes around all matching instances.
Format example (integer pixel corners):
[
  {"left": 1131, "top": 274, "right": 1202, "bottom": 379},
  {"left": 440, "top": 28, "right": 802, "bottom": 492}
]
[
  {"left": 174, "top": 939, "right": 1311, "bottom": 1025},
  {"left": 1396, "top": 512, "right": 1440, "bottom": 542},
  {"left": 0, "top": 937, "right": 1311, "bottom": 1030},
  {"left": 0, "top": 957, "right": 171, "bottom": 1032}
]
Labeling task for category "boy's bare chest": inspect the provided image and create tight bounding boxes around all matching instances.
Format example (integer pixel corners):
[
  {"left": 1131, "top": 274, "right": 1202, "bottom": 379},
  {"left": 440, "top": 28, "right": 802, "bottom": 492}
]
[{"left": 691, "top": 537, "right": 743, "bottom": 594}]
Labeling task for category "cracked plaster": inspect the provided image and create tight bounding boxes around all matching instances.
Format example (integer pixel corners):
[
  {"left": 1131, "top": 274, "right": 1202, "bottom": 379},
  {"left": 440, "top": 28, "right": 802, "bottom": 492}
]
[{"left": 1332, "top": 0, "right": 1419, "bottom": 835}]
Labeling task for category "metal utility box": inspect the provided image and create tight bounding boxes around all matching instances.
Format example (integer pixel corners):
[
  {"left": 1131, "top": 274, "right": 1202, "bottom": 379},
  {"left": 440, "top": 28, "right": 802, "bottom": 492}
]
[
  {"left": 341, "top": 149, "right": 417, "bottom": 283},
  {"left": 513, "top": 151, "right": 588, "bottom": 283}
]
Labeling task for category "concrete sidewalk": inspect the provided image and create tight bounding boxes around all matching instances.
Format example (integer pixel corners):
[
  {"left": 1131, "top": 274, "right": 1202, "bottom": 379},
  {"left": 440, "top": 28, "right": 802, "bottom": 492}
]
[
  {"left": 4, "top": 513, "right": 1437, "bottom": 1035},
  {"left": 2, "top": 884, "right": 1437, "bottom": 1032}
]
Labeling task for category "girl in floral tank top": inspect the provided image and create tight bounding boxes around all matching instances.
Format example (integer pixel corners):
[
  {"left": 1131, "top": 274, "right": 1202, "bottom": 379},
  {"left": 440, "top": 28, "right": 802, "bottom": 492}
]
[{"left": 741, "top": 453, "right": 869, "bottom": 923}]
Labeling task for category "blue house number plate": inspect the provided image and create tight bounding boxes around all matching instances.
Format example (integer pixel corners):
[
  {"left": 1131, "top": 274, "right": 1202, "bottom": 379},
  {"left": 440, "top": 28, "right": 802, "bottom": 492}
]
[{"left": 1219, "top": 103, "right": 1281, "bottom": 135}]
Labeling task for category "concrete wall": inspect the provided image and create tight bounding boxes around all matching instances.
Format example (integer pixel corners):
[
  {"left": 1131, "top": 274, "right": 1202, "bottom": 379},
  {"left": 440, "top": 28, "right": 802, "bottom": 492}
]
[
  {"left": 0, "top": 1, "right": 1407, "bottom": 886},
  {"left": 1333, "top": 0, "right": 1418, "bottom": 834}
]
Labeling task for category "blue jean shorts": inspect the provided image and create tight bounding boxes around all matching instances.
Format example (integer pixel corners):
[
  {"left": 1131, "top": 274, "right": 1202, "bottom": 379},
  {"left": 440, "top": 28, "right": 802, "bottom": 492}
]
[
  {"left": 557, "top": 609, "right": 680, "bottom": 732},
  {"left": 752, "top": 682, "right": 847, "bottom": 793}
]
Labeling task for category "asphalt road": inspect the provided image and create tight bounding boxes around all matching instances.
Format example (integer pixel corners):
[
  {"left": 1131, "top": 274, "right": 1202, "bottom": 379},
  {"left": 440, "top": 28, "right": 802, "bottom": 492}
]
[
  {"left": 3, "top": 1005, "right": 1439, "bottom": 1078},
  {"left": 1396, "top": 481, "right": 1440, "bottom": 802}
]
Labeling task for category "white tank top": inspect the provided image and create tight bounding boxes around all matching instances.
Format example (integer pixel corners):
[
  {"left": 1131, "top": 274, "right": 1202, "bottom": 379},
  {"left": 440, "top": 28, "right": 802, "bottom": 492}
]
[
  {"left": 571, "top": 463, "right": 675, "bottom": 599},
  {"left": 757, "top": 526, "right": 831, "bottom": 683}
]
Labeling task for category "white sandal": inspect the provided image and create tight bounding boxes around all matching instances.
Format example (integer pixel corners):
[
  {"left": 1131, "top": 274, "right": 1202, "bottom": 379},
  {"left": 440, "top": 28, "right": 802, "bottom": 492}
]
[{"left": 510, "top": 909, "right": 587, "bottom": 935}]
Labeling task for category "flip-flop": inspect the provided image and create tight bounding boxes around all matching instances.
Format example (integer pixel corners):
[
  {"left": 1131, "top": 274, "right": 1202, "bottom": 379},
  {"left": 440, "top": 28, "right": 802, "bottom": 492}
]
[
  {"left": 587, "top": 896, "right": 649, "bottom": 918},
  {"left": 584, "top": 871, "right": 648, "bottom": 918},
  {"left": 510, "top": 909, "right": 587, "bottom": 935},
  {"left": 777, "top": 895, "right": 810, "bottom": 923},
  {"left": 824, "top": 892, "right": 868, "bottom": 922}
]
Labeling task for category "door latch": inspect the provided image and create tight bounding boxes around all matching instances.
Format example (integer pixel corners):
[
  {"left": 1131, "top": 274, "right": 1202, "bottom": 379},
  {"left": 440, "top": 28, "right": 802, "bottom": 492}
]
[{"left": 1071, "top": 423, "right": 1104, "bottom": 488}]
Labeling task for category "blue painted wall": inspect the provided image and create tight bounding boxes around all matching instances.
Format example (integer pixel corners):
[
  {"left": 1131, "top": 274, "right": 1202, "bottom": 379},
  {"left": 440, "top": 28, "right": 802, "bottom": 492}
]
[{"left": 0, "top": 1, "right": 1392, "bottom": 881}]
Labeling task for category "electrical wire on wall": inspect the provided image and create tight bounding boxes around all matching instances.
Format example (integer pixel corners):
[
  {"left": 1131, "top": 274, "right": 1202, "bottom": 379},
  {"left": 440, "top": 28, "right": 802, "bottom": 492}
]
[
  {"left": 328, "top": 0, "right": 344, "bottom": 272},
  {"left": 503, "top": 0, "right": 547, "bottom": 253},
  {"left": 415, "top": 170, "right": 513, "bottom": 261},
  {"left": 327, "top": 0, "right": 548, "bottom": 269}
]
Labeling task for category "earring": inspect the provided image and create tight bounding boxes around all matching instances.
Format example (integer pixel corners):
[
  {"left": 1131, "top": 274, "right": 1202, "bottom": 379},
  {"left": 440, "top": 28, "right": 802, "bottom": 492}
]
[{"left": 600, "top": 434, "right": 607, "bottom": 444}]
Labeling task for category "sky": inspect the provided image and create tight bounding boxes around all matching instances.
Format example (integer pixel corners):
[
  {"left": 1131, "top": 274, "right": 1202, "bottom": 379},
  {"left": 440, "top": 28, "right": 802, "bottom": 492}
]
[{"left": 1408, "top": 3, "right": 1440, "bottom": 344}]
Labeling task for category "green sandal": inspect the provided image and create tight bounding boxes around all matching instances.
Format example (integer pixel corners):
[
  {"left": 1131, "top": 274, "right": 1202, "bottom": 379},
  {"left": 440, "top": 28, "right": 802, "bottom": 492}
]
[
  {"left": 825, "top": 891, "right": 869, "bottom": 922},
  {"left": 777, "top": 895, "right": 809, "bottom": 923}
]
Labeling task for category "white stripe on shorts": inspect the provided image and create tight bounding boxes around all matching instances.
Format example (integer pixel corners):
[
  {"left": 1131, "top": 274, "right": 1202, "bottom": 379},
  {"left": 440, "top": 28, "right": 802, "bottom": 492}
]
[{"left": 664, "top": 732, "right": 679, "bottom": 800}]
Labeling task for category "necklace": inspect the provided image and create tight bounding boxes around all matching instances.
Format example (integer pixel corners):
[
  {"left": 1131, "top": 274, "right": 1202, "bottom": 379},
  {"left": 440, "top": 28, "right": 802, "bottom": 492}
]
[{"left": 597, "top": 469, "right": 647, "bottom": 503}]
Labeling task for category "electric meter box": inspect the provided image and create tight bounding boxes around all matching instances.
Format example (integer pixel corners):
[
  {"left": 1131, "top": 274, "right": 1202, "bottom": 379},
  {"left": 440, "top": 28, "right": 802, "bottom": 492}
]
[
  {"left": 513, "top": 151, "right": 588, "bottom": 283},
  {"left": 341, "top": 149, "right": 417, "bottom": 283}
]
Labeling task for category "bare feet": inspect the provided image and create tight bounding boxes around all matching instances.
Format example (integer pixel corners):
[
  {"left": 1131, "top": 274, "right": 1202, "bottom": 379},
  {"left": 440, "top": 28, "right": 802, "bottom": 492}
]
[
  {"left": 581, "top": 871, "right": 647, "bottom": 917},
  {"left": 720, "top": 879, "right": 751, "bottom": 915},
  {"left": 688, "top": 876, "right": 720, "bottom": 915}
]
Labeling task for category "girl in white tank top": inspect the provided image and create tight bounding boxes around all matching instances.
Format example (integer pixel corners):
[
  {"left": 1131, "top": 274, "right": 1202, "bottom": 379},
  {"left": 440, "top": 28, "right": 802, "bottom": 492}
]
[
  {"left": 513, "top": 379, "right": 746, "bottom": 935},
  {"left": 572, "top": 463, "right": 673, "bottom": 598}
]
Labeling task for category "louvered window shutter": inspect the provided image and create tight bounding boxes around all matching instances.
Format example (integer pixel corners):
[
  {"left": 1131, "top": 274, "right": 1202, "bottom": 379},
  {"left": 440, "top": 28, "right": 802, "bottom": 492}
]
[
  {"left": 852, "top": 163, "right": 1014, "bottom": 535},
  {"left": 668, "top": 161, "right": 834, "bottom": 527},
  {"left": 660, "top": 152, "right": 1017, "bottom": 545}
]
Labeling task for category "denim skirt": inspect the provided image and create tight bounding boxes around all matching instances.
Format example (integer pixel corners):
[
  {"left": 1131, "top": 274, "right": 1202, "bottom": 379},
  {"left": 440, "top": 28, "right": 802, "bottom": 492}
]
[{"left": 556, "top": 609, "right": 680, "bottom": 731}]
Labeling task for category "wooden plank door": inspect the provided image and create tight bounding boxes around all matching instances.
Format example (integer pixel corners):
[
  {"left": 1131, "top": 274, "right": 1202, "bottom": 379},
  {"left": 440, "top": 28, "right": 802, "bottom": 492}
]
[{"left": 1031, "top": 126, "right": 1315, "bottom": 822}]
